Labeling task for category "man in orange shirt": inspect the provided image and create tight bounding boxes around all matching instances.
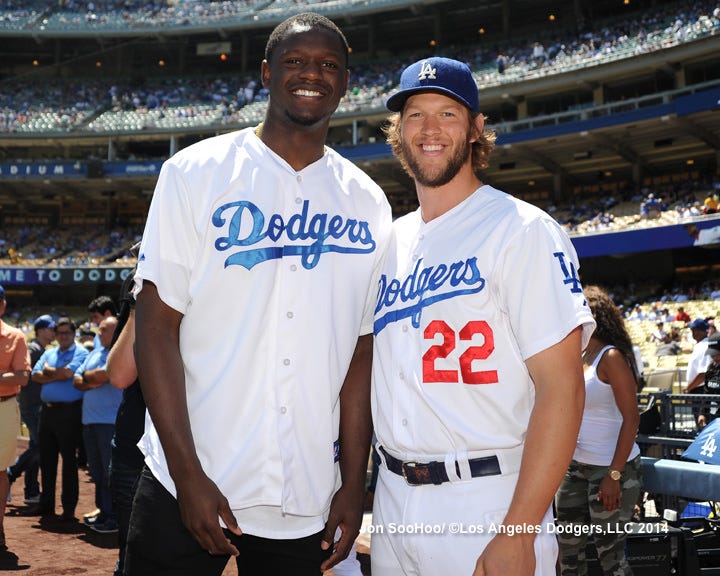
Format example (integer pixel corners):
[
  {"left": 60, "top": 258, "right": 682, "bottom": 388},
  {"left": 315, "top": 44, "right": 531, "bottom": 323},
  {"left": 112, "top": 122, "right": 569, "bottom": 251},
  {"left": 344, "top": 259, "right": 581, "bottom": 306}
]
[{"left": 0, "top": 284, "right": 31, "bottom": 551}]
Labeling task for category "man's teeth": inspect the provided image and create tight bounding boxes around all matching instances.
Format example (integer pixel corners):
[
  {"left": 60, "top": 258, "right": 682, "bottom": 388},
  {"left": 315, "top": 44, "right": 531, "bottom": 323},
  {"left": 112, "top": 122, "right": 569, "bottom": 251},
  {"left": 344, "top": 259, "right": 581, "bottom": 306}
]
[
  {"left": 294, "top": 89, "right": 321, "bottom": 97},
  {"left": 423, "top": 144, "right": 443, "bottom": 151}
]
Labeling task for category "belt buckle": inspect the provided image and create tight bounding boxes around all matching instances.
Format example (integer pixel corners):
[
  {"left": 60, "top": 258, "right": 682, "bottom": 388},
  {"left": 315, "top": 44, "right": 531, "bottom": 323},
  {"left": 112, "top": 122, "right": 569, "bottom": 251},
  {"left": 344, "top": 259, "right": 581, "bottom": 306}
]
[{"left": 401, "top": 461, "right": 421, "bottom": 486}]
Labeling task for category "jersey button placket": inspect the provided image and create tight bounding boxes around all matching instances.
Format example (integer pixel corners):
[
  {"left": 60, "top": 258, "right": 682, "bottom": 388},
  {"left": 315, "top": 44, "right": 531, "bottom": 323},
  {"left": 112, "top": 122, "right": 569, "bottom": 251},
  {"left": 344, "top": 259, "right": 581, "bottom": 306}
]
[{"left": 276, "top": 176, "right": 301, "bottom": 467}]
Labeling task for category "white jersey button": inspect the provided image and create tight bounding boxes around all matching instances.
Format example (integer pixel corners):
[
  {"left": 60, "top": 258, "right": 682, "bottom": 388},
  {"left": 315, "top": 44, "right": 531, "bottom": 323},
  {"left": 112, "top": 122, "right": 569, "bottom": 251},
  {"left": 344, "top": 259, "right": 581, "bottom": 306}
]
[
  {"left": 402, "top": 325, "right": 408, "bottom": 332},
  {"left": 295, "top": 196, "right": 302, "bottom": 204},
  {"left": 412, "top": 254, "right": 419, "bottom": 261},
  {"left": 287, "top": 311, "right": 294, "bottom": 319},
  {"left": 399, "top": 371, "right": 405, "bottom": 380},
  {"left": 280, "top": 406, "right": 288, "bottom": 414},
  {"left": 296, "top": 175, "right": 302, "bottom": 182},
  {"left": 283, "top": 359, "right": 291, "bottom": 366},
  {"left": 290, "top": 264, "right": 298, "bottom": 272},
  {"left": 401, "top": 418, "right": 408, "bottom": 426}
]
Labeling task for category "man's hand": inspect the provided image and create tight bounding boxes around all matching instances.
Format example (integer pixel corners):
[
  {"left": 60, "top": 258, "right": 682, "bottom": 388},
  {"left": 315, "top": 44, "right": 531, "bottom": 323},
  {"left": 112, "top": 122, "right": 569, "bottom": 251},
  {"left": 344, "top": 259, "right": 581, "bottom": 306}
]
[
  {"left": 174, "top": 471, "right": 242, "bottom": 557},
  {"left": 319, "top": 485, "right": 364, "bottom": 572},
  {"left": 473, "top": 533, "right": 535, "bottom": 576}
]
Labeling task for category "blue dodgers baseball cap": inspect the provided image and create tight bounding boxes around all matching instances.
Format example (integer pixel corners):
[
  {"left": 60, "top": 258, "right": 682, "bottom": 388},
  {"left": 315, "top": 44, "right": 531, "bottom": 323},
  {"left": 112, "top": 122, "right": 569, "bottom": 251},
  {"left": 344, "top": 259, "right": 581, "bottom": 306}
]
[
  {"left": 34, "top": 314, "right": 56, "bottom": 331},
  {"left": 386, "top": 57, "right": 480, "bottom": 113},
  {"left": 689, "top": 318, "right": 710, "bottom": 332}
]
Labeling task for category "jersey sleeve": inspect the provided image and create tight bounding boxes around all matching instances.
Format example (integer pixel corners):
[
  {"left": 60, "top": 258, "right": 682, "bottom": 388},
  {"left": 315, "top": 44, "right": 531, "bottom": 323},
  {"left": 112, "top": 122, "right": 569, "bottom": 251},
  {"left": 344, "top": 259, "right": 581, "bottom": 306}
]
[
  {"left": 135, "top": 160, "right": 198, "bottom": 314},
  {"left": 497, "top": 216, "right": 595, "bottom": 360},
  {"left": 358, "top": 205, "right": 393, "bottom": 336}
]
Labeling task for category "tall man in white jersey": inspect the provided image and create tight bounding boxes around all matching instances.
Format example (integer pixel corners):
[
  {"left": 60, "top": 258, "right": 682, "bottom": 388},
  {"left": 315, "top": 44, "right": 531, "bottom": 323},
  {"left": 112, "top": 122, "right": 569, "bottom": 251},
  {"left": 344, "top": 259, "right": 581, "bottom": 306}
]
[
  {"left": 371, "top": 57, "right": 596, "bottom": 576},
  {"left": 126, "top": 13, "right": 391, "bottom": 576}
]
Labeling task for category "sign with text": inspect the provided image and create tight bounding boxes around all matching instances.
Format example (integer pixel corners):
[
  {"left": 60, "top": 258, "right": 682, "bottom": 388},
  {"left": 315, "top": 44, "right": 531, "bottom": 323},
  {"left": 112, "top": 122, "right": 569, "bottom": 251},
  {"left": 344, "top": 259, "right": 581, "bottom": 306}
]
[{"left": 0, "top": 267, "right": 133, "bottom": 285}]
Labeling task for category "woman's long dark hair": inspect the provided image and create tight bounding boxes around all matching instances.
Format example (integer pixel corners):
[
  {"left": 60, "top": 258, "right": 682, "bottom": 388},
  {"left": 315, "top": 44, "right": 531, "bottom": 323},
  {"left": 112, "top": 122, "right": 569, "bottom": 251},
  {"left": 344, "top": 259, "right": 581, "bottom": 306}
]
[{"left": 584, "top": 285, "right": 638, "bottom": 378}]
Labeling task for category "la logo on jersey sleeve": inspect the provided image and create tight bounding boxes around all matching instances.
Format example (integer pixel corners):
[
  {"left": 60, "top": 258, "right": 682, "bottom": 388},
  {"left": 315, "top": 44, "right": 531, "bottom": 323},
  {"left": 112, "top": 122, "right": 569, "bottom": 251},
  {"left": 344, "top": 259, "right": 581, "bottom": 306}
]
[{"left": 553, "top": 251, "right": 586, "bottom": 302}]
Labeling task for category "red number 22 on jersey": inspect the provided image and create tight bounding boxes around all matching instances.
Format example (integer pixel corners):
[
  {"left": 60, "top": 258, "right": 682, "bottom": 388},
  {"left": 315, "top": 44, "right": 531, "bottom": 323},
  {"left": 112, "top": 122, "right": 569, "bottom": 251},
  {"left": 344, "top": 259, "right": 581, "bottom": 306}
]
[{"left": 422, "top": 320, "right": 498, "bottom": 384}]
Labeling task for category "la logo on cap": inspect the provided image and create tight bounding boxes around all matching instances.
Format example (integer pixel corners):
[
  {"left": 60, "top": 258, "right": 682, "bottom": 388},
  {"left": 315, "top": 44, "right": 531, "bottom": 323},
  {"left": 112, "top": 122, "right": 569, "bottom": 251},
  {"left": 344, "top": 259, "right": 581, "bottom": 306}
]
[{"left": 418, "top": 61, "right": 437, "bottom": 80}]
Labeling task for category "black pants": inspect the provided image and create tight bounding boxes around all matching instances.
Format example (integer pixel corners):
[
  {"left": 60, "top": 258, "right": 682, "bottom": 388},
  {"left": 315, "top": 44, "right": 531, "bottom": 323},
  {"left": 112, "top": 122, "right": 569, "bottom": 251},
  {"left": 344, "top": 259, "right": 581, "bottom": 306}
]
[
  {"left": 110, "top": 451, "right": 142, "bottom": 576},
  {"left": 125, "top": 467, "right": 331, "bottom": 576},
  {"left": 38, "top": 401, "right": 82, "bottom": 515},
  {"left": 9, "top": 403, "right": 41, "bottom": 499}
]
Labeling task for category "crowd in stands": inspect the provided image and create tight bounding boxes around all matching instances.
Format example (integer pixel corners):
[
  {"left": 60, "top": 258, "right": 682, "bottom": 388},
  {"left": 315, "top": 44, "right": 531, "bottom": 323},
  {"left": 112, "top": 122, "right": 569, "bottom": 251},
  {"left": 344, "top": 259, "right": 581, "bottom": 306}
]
[
  {"left": 0, "top": 0, "right": 718, "bottom": 134},
  {"left": 1, "top": 180, "right": 718, "bottom": 267},
  {"left": 551, "top": 178, "right": 720, "bottom": 236},
  {"left": 0, "top": 223, "right": 142, "bottom": 267}
]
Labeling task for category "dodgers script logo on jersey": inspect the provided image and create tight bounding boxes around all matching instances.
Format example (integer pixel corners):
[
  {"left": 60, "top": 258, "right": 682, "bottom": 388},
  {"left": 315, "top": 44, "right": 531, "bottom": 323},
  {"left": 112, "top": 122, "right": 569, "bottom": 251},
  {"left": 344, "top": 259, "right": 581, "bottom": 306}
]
[
  {"left": 211, "top": 199, "right": 376, "bottom": 270},
  {"left": 374, "top": 249, "right": 584, "bottom": 336},
  {"left": 374, "top": 256, "right": 486, "bottom": 335}
]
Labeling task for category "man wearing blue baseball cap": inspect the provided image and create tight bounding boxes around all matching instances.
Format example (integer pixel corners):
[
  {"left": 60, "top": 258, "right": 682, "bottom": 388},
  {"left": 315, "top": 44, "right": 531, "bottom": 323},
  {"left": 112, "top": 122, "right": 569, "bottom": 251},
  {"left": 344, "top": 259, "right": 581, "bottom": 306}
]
[
  {"left": 0, "top": 285, "right": 32, "bottom": 550},
  {"left": 7, "top": 315, "right": 56, "bottom": 506},
  {"left": 371, "top": 57, "right": 594, "bottom": 576}
]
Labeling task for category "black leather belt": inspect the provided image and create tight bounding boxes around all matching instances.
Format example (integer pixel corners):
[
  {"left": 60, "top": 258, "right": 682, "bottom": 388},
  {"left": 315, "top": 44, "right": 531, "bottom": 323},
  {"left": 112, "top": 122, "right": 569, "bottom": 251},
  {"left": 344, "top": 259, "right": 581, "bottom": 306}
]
[
  {"left": 379, "top": 446, "right": 501, "bottom": 486},
  {"left": 43, "top": 400, "right": 81, "bottom": 408},
  {"left": 0, "top": 394, "right": 17, "bottom": 403}
]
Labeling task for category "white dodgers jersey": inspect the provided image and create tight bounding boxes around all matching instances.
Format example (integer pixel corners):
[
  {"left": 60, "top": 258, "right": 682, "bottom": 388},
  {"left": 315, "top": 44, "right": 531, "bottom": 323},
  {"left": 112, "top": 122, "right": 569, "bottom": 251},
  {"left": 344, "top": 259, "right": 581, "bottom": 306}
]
[
  {"left": 372, "top": 185, "right": 595, "bottom": 459},
  {"left": 136, "top": 128, "right": 392, "bottom": 525}
]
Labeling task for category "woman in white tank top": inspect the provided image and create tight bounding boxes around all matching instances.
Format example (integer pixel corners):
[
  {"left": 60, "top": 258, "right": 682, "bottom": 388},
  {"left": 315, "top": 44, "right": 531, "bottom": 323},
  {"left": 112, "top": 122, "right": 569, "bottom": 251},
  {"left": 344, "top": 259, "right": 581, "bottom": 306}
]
[{"left": 555, "top": 285, "right": 642, "bottom": 576}]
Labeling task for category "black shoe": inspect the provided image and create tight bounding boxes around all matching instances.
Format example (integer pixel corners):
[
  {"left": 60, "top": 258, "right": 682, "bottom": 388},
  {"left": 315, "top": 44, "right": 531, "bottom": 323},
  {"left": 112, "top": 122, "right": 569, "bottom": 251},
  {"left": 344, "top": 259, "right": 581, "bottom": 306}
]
[
  {"left": 19, "top": 504, "right": 54, "bottom": 517},
  {"left": 84, "top": 512, "right": 106, "bottom": 526},
  {"left": 23, "top": 493, "right": 41, "bottom": 505},
  {"left": 59, "top": 510, "right": 76, "bottom": 522},
  {"left": 90, "top": 518, "right": 118, "bottom": 534}
]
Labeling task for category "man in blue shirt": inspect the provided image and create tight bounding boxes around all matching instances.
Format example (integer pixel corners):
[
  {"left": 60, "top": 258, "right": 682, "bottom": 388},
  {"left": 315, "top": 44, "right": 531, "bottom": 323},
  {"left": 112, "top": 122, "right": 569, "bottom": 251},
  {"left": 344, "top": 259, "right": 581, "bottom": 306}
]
[
  {"left": 74, "top": 316, "right": 121, "bottom": 534},
  {"left": 25, "top": 317, "right": 89, "bottom": 521}
]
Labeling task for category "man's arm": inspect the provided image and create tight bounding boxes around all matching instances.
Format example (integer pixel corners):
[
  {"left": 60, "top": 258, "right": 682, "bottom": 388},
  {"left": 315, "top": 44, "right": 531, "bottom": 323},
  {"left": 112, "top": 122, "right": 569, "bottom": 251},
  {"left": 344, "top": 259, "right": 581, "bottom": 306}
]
[
  {"left": 32, "top": 363, "right": 72, "bottom": 384},
  {"left": 685, "top": 372, "right": 706, "bottom": 393},
  {"left": 474, "top": 327, "right": 585, "bottom": 576},
  {"left": 73, "top": 368, "right": 106, "bottom": 391},
  {"left": 0, "top": 370, "right": 29, "bottom": 390},
  {"left": 107, "top": 310, "right": 137, "bottom": 390},
  {"left": 80, "top": 367, "right": 109, "bottom": 386},
  {"left": 320, "top": 333, "right": 373, "bottom": 572},
  {"left": 39, "top": 364, "right": 75, "bottom": 381},
  {"left": 135, "top": 281, "right": 240, "bottom": 556},
  {"left": 31, "top": 368, "right": 53, "bottom": 384},
  {"left": 2, "top": 336, "right": 30, "bottom": 391}
]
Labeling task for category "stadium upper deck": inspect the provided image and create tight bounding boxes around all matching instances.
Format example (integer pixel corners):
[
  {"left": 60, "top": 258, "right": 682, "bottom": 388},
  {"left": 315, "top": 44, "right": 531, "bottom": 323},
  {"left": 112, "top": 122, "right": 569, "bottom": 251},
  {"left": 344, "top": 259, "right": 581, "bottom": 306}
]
[{"left": 0, "top": 0, "right": 718, "bottom": 224}]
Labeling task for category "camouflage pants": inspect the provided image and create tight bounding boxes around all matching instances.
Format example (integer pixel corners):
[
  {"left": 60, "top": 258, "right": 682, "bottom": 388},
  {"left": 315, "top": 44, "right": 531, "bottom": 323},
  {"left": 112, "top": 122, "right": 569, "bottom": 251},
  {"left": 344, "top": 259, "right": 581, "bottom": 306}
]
[{"left": 555, "top": 456, "right": 642, "bottom": 576}]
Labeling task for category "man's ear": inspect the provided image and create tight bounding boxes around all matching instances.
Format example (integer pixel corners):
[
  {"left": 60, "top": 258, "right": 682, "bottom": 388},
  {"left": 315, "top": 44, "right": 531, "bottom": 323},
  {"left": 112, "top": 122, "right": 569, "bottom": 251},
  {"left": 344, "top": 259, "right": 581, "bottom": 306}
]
[
  {"left": 261, "top": 60, "right": 270, "bottom": 89},
  {"left": 470, "top": 114, "right": 485, "bottom": 143}
]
